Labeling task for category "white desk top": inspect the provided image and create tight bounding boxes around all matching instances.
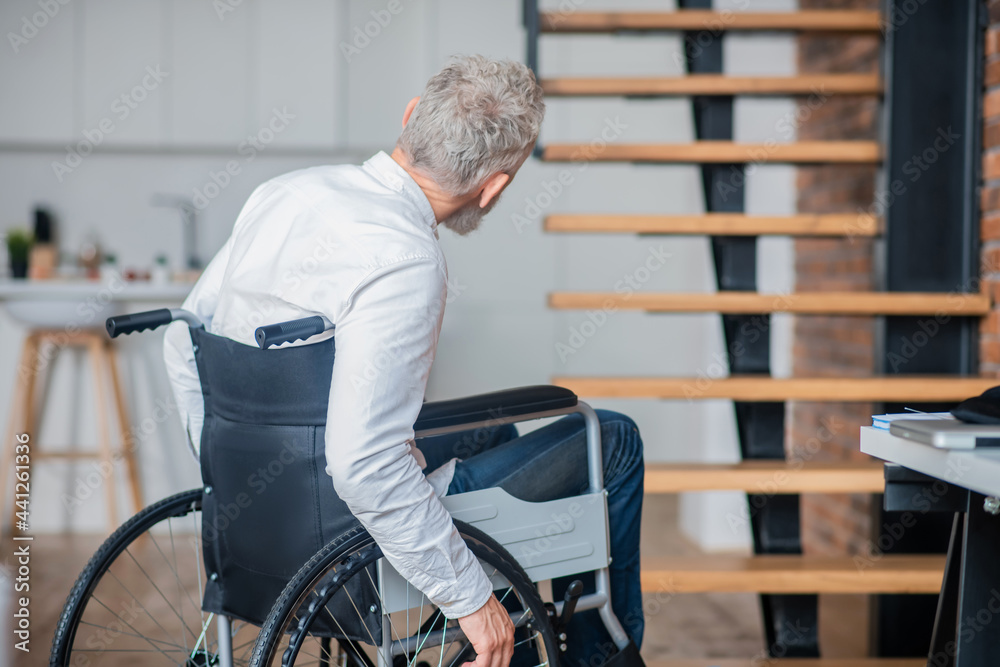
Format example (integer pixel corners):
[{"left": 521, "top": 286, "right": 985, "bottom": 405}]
[{"left": 861, "top": 426, "right": 1000, "bottom": 497}]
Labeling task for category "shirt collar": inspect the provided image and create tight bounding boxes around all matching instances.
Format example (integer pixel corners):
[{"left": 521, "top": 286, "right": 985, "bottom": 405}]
[{"left": 363, "top": 151, "right": 439, "bottom": 237}]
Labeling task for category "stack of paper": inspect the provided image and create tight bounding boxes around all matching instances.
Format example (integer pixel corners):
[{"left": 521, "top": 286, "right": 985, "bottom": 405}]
[{"left": 871, "top": 412, "right": 954, "bottom": 431}]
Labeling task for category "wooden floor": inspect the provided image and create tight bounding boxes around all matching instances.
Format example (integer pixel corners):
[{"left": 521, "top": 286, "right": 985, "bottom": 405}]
[{"left": 12, "top": 495, "right": 872, "bottom": 665}]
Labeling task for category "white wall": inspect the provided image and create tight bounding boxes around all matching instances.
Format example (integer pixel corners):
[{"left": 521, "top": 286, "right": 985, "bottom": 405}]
[{"left": 0, "top": 0, "right": 794, "bottom": 547}]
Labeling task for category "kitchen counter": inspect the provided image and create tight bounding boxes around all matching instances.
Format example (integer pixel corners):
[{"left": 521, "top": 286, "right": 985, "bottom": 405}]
[
  {"left": 0, "top": 279, "right": 194, "bottom": 302},
  {"left": 0, "top": 278, "right": 195, "bottom": 327}
]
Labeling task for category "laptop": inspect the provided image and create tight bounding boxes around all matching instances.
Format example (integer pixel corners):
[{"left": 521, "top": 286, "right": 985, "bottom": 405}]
[{"left": 889, "top": 419, "right": 1000, "bottom": 449}]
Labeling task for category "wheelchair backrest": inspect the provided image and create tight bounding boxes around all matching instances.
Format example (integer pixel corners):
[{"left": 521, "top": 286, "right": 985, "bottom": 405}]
[{"left": 191, "top": 327, "right": 379, "bottom": 638}]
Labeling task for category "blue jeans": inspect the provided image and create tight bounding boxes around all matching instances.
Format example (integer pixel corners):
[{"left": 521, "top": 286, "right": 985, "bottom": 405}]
[{"left": 417, "top": 409, "right": 645, "bottom": 665}]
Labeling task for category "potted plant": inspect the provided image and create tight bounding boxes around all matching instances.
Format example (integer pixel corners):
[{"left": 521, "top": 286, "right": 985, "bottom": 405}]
[{"left": 5, "top": 229, "right": 33, "bottom": 279}]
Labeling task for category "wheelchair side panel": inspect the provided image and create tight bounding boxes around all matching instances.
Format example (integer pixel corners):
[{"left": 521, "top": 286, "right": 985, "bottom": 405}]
[{"left": 379, "top": 487, "right": 610, "bottom": 614}]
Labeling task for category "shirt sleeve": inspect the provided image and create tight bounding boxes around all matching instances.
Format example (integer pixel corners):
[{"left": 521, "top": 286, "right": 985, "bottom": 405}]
[
  {"left": 163, "top": 234, "right": 235, "bottom": 457},
  {"left": 324, "top": 257, "right": 494, "bottom": 619}
]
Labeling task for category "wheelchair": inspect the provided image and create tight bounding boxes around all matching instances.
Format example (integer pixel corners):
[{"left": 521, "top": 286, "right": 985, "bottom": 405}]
[{"left": 49, "top": 308, "right": 641, "bottom": 667}]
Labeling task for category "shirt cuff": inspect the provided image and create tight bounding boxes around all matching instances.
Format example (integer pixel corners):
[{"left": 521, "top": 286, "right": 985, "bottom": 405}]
[
  {"left": 424, "top": 458, "right": 457, "bottom": 498},
  {"left": 435, "top": 560, "right": 495, "bottom": 619}
]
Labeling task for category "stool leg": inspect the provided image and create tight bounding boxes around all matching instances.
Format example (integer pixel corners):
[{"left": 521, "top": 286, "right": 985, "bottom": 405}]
[
  {"left": 105, "top": 339, "right": 143, "bottom": 515},
  {"left": 87, "top": 334, "right": 119, "bottom": 529},
  {"left": 3, "top": 333, "right": 40, "bottom": 534}
]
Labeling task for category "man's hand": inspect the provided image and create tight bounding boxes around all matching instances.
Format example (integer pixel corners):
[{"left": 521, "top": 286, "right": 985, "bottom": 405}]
[{"left": 457, "top": 594, "right": 515, "bottom": 667}]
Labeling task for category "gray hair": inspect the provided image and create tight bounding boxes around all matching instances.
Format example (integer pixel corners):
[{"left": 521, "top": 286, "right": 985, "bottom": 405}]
[{"left": 396, "top": 55, "right": 545, "bottom": 196}]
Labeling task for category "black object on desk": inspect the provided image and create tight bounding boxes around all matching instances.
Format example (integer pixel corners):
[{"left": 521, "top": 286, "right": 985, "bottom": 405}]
[{"left": 951, "top": 385, "right": 1000, "bottom": 424}]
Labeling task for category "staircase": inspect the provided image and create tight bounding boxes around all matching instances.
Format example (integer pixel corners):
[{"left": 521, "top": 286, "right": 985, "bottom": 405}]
[{"left": 523, "top": 1, "right": 988, "bottom": 662}]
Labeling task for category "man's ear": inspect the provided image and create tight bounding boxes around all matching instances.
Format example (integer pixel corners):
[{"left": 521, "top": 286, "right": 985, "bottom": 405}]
[
  {"left": 402, "top": 96, "right": 420, "bottom": 128},
  {"left": 478, "top": 172, "right": 511, "bottom": 209}
]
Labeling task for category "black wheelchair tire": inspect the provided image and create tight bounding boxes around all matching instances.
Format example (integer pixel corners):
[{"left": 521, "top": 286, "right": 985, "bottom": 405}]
[{"left": 49, "top": 487, "right": 203, "bottom": 667}]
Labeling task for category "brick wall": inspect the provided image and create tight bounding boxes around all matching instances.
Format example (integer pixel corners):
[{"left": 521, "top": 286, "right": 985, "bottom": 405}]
[
  {"left": 793, "top": 0, "right": 880, "bottom": 557},
  {"left": 981, "top": 3, "right": 1000, "bottom": 373},
  {"left": 795, "top": 0, "right": 999, "bottom": 554}
]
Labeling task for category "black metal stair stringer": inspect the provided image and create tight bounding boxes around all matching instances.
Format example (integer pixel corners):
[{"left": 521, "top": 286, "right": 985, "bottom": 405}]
[{"left": 679, "top": 0, "right": 819, "bottom": 657}]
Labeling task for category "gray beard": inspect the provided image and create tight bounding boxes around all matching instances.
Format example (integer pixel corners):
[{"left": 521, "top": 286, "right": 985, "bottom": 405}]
[{"left": 439, "top": 195, "right": 500, "bottom": 236}]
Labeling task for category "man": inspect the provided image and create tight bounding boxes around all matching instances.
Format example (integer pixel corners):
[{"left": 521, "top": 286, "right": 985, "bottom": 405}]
[{"left": 165, "top": 55, "right": 644, "bottom": 667}]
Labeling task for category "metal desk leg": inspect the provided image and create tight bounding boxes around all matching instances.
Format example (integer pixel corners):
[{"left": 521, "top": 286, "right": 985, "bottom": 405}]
[
  {"left": 928, "top": 513, "right": 965, "bottom": 667},
  {"left": 955, "top": 492, "right": 1000, "bottom": 666}
]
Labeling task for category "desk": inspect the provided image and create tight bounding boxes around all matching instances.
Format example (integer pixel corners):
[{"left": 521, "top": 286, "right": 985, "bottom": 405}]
[{"left": 862, "top": 427, "right": 1000, "bottom": 666}]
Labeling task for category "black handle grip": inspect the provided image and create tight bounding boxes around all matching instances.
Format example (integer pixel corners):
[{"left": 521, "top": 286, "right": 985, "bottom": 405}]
[
  {"left": 255, "top": 316, "right": 328, "bottom": 349},
  {"left": 558, "top": 579, "right": 584, "bottom": 629},
  {"left": 106, "top": 309, "right": 174, "bottom": 338}
]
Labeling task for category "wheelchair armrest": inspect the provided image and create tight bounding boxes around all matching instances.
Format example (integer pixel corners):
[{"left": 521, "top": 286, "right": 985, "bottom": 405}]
[{"left": 414, "top": 385, "right": 578, "bottom": 435}]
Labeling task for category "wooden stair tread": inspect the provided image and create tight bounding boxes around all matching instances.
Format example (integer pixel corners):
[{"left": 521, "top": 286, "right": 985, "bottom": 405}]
[
  {"left": 547, "top": 291, "right": 991, "bottom": 316},
  {"left": 539, "top": 10, "right": 883, "bottom": 33},
  {"left": 544, "top": 213, "right": 882, "bottom": 237},
  {"left": 648, "top": 660, "right": 925, "bottom": 667},
  {"left": 541, "top": 142, "right": 881, "bottom": 164},
  {"left": 646, "top": 461, "right": 885, "bottom": 494},
  {"left": 541, "top": 74, "right": 882, "bottom": 96},
  {"left": 552, "top": 376, "right": 998, "bottom": 402},
  {"left": 642, "top": 554, "right": 944, "bottom": 594}
]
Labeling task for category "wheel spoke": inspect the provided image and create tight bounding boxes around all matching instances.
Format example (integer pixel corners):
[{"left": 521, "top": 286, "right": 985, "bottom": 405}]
[
  {"left": 99, "top": 568, "right": 193, "bottom": 647},
  {"left": 166, "top": 518, "right": 192, "bottom": 657},
  {"left": 152, "top": 519, "right": 203, "bottom": 623},
  {"left": 340, "top": 578, "right": 381, "bottom": 649},
  {"left": 411, "top": 588, "right": 425, "bottom": 667},
  {"left": 229, "top": 621, "right": 257, "bottom": 664},
  {"left": 442, "top": 636, "right": 472, "bottom": 667},
  {"left": 71, "top": 646, "right": 192, "bottom": 653},
  {"left": 192, "top": 510, "right": 207, "bottom": 642},
  {"left": 119, "top": 544, "right": 201, "bottom": 641},
  {"left": 76, "top": 618, "right": 188, "bottom": 649},
  {"left": 86, "top": 594, "right": 185, "bottom": 661},
  {"left": 365, "top": 566, "right": 405, "bottom": 650},
  {"left": 190, "top": 611, "right": 216, "bottom": 660},
  {"left": 410, "top": 608, "right": 443, "bottom": 657},
  {"left": 320, "top": 601, "right": 359, "bottom": 651},
  {"left": 436, "top": 621, "right": 449, "bottom": 667}
]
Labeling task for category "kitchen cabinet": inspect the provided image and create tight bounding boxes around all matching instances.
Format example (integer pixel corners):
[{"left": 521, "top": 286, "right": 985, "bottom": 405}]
[
  {"left": 254, "top": 0, "right": 342, "bottom": 149},
  {"left": 167, "top": 0, "right": 253, "bottom": 146},
  {"left": 0, "top": 0, "right": 77, "bottom": 144},
  {"left": 345, "top": 0, "right": 434, "bottom": 149},
  {"left": 82, "top": 0, "right": 164, "bottom": 146}
]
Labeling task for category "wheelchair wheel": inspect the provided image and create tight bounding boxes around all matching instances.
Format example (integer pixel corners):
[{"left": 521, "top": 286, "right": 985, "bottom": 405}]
[
  {"left": 50, "top": 488, "right": 259, "bottom": 666},
  {"left": 251, "top": 520, "right": 557, "bottom": 667}
]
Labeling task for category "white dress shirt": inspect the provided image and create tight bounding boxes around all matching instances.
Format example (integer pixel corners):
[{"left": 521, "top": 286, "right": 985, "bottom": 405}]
[{"left": 163, "top": 151, "right": 493, "bottom": 619}]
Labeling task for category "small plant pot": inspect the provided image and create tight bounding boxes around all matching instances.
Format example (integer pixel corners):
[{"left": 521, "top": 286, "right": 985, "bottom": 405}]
[{"left": 10, "top": 260, "right": 28, "bottom": 278}]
